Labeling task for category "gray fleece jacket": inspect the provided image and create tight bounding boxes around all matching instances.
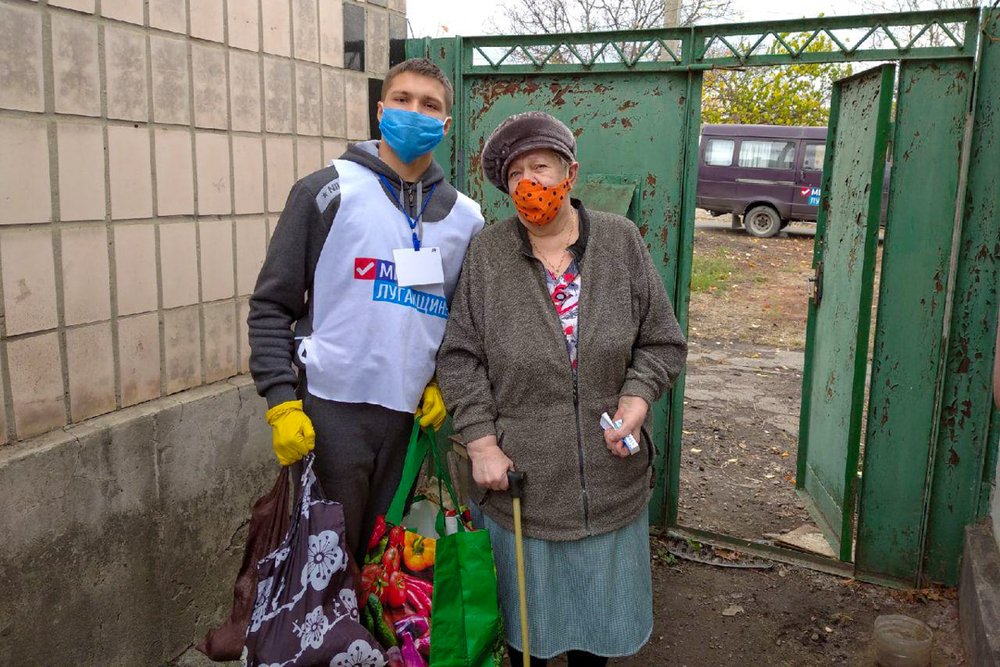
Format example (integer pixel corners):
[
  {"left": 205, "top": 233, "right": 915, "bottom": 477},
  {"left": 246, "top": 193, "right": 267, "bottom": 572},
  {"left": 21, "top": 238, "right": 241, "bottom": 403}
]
[
  {"left": 248, "top": 141, "right": 482, "bottom": 408},
  {"left": 437, "top": 201, "right": 688, "bottom": 540}
]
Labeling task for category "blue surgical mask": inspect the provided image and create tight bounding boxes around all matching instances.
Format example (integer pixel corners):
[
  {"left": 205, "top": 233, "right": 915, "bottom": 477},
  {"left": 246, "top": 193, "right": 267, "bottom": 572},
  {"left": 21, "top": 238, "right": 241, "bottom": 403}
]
[{"left": 379, "top": 107, "right": 446, "bottom": 164}]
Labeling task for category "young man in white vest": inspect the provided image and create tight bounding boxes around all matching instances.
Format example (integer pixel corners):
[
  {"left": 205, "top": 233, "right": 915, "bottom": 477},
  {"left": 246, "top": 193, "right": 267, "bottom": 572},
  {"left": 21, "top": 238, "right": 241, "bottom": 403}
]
[{"left": 248, "top": 58, "right": 484, "bottom": 560}]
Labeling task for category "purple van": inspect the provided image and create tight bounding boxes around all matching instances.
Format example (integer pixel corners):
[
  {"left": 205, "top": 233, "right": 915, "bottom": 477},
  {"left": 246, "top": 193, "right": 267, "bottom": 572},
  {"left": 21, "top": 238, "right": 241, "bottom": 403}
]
[
  {"left": 696, "top": 124, "right": 829, "bottom": 238},
  {"left": 696, "top": 123, "right": 890, "bottom": 238}
]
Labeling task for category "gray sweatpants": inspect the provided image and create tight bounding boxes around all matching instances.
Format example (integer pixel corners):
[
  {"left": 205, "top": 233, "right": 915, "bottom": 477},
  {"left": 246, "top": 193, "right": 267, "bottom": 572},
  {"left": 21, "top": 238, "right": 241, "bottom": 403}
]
[{"left": 299, "top": 391, "right": 414, "bottom": 563}]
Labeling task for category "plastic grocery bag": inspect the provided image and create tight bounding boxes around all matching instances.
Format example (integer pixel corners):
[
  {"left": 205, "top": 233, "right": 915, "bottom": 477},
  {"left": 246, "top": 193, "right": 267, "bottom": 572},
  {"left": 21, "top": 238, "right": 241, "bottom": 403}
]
[{"left": 243, "top": 455, "right": 398, "bottom": 666}]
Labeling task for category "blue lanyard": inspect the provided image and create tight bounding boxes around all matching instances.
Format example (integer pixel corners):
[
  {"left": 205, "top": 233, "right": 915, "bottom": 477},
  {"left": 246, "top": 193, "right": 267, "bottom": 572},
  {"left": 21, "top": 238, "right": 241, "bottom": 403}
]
[{"left": 378, "top": 175, "right": 438, "bottom": 251}]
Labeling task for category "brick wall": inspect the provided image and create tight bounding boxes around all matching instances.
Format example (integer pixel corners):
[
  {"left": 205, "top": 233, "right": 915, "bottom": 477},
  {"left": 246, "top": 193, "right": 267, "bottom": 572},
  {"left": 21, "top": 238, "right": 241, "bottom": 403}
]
[{"left": 0, "top": 0, "right": 405, "bottom": 443}]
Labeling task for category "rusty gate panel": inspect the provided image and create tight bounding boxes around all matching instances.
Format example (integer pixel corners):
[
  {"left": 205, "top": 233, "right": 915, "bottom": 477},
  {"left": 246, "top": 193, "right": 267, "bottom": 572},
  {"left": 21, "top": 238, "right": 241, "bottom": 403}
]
[
  {"left": 797, "top": 65, "right": 895, "bottom": 561},
  {"left": 922, "top": 9, "right": 1000, "bottom": 584},
  {"left": 855, "top": 59, "right": 973, "bottom": 585},
  {"left": 460, "top": 72, "right": 694, "bottom": 525}
]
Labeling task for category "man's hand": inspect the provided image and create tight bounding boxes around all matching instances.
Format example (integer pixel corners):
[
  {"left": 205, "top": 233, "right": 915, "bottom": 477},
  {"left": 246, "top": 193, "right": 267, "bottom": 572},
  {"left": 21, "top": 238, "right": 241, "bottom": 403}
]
[
  {"left": 416, "top": 381, "right": 447, "bottom": 431},
  {"left": 265, "top": 400, "right": 315, "bottom": 466},
  {"left": 466, "top": 435, "right": 514, "bottom": 491},
  {"left": 603, "top": 395, "right": 648, "bottom": 458}
]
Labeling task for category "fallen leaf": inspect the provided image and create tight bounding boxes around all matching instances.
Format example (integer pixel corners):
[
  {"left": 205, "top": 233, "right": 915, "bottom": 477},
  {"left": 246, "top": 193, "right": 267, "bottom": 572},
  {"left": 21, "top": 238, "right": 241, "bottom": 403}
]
[
  {"left": 722, "top": 605, "right": 745, "bottom": 617},
  {"left": 713, "top": 547, "right": 741, "bottom": 561},
  {"left": 690, "top": 448, "right": 702, "bottom": 454}
]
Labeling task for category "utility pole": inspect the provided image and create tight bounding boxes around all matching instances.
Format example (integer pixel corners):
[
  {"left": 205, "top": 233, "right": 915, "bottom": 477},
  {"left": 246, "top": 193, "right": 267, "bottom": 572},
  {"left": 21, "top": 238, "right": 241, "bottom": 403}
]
[
  {"left": 660, "top": 0, "right": 682, "bottom": 61},
  {"left": 664, "top": 0, "right": 681, "bottom": 27}
]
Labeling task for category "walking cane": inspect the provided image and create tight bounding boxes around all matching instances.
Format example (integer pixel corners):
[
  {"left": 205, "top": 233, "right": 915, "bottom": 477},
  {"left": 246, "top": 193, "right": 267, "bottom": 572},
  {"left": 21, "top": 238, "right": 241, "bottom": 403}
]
[{"left": 507, "top": 471, "right": 530, "bottom": 667}]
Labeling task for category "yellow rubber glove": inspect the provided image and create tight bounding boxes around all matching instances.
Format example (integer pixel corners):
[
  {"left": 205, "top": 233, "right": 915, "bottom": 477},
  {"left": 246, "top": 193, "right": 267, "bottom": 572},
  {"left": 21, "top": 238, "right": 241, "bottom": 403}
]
[
  {"left": 265, "top": 400, "right": 315, "bottom": 466},
  {"left": 416, "top": 381, "right": 447, "bottom": 431}
]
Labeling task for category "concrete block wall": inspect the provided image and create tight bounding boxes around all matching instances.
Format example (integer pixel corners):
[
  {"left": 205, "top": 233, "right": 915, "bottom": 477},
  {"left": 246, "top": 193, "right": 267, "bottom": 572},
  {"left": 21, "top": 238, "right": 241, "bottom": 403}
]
[
  {"left": 0, "top": 0, "right": 406, "bottom": 445},
  {"left": 0, "top": 377, "right": 276, "bottom": 665}
]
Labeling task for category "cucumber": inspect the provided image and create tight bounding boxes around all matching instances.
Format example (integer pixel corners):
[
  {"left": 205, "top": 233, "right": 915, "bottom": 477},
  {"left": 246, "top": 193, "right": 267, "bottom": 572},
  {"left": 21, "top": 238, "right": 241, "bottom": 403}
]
[
  {"left": 367, "top": 593, "right": 399, "bottom": 648},
  {"left": 360, "top": 599, "right": 374, "bottom": 635}
]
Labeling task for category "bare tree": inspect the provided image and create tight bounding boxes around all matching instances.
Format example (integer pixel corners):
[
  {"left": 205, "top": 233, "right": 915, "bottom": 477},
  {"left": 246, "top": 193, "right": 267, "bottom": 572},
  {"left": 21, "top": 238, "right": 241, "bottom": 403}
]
[
  {"left": 483, "top": 0, "right": 733, "bottom": 64},
  {"left": 489, "top": 0, "right": 732, "bottom": 34},
  {"left": 859, "top": 0, "right": 981, "bottom": 47}
]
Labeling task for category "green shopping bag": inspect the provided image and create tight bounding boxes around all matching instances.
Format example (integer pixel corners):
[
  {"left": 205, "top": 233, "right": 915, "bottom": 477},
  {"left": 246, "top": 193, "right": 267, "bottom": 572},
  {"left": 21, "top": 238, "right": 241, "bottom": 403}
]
[
  {"left": 430, "top": 526, "right": 505, "bottom": 667},
  {"left": 363, "top": 424, "right": 504, "bottom": 666}
]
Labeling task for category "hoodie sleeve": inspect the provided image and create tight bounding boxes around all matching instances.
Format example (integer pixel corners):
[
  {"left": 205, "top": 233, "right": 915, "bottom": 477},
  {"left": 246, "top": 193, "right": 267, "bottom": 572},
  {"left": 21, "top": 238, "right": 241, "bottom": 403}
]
[
  {"left": 248, "top": 174, "right": 337, "bottom": 408},
  {"left": 437, "top": 239, "right": 499, "bottom": 443},
  {"left": 619, "top": 223, "right": 688, "bottom": 406}
]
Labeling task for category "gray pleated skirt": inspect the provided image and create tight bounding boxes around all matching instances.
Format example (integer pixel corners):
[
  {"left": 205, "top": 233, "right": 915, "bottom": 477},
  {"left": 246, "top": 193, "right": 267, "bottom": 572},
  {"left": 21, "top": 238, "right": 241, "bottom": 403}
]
[{"left": 478, "top": 508, "right": 653, "bottom": 659}]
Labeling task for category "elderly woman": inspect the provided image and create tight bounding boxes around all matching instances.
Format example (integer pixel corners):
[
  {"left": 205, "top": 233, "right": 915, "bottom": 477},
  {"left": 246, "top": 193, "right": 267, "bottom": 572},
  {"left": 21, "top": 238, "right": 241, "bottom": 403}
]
[{"left": 436, "top": 111, "right": 687, "bottom": 666}]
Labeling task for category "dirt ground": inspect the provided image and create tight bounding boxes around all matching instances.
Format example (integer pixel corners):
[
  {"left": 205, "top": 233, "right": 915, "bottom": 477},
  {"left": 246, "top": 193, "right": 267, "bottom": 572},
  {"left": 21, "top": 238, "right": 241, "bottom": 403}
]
[
  {"left": 611, "top": 215, "right": 964, "bottom": 666},
  {"left": 610, "top": 551, "right": 964, "bottom": 666},
  {"left": 681, "top": 216, "right": 816, "bottom": 541}
]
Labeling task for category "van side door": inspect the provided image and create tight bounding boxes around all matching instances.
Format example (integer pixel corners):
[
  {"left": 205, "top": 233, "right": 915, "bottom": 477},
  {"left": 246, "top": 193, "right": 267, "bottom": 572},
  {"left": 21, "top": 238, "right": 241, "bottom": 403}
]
[
  {"left": 734, "top": 138, "right": 798, "bottom": 220},
  {"left": 792, "top": 141, "right": 825, "bottom": 222}
]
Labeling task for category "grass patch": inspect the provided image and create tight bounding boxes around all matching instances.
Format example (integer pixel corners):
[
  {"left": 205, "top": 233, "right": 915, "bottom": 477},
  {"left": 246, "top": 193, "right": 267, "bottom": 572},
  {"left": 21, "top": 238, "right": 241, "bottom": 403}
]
[{"left": 691, "top": 250, "right": 736, "bottom": 293}]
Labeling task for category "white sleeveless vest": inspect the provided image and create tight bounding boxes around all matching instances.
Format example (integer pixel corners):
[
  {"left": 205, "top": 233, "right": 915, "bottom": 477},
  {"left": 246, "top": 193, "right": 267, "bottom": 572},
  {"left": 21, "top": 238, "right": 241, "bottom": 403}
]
[{"left": 297, "top": 159, "right": 482, "bottom": 413}]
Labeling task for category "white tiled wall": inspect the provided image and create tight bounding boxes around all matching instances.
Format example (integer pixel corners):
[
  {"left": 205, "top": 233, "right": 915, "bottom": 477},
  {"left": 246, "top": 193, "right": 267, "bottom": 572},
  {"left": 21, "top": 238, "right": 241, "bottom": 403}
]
[{"left": 0, "top": 0, "right": 401, "bottom": 443}]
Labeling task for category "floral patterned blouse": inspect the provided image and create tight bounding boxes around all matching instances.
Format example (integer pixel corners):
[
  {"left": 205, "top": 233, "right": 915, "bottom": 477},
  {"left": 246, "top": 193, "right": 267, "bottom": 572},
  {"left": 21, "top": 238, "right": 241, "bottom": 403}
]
[{"left": 544, "top": 259, "right": 582, "bottom": 374}]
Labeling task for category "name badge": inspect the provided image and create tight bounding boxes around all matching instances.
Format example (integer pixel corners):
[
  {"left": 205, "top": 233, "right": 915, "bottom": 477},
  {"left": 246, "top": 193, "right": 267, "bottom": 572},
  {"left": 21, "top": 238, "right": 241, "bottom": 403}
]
[{"left": 393, "top": 247, "right": 444, "bottom": 287}]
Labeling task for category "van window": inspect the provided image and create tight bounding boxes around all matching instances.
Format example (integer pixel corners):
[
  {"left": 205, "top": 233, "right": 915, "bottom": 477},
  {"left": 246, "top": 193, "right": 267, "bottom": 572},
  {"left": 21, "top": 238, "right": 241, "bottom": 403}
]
[
  {"left": 738, "top": 140, "right": 796, "bottom": 170},
  {"left": 704, "top": 138, "right": 734, "bottom": 166},
  {"left": 803, "top": 143, "right": 826, "bottom": 171}
]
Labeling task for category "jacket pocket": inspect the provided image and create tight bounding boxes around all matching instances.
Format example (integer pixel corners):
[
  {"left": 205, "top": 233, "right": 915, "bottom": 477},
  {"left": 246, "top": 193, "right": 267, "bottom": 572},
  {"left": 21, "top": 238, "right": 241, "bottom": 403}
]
[{"left": 642, "top": 425, "right": 657, "bottom": 487}]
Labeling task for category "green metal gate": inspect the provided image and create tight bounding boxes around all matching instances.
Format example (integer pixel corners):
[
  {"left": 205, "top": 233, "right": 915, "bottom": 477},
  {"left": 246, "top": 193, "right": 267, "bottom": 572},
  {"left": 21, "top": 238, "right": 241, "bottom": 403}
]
[
  {"left": 411, "top": 33, "right": 705, "bottom": 525},
  {"left": 409, "top": 6, "right": 1000, "bottom": 586},
  {"left": 796, "top": 64, "right": 896, "bottom": 562}
]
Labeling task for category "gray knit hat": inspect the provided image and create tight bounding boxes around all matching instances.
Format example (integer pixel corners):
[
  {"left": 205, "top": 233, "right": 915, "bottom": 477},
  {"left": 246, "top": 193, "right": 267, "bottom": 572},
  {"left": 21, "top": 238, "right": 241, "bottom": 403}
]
[{"left": 481, "top": 111, "right": 577, "bottom": 193}]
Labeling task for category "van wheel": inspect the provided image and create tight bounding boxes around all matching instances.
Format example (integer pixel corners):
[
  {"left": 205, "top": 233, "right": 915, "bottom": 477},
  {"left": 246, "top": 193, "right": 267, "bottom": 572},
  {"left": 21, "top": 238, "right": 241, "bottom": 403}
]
[{"left": 744, "top": 206, "right": 782, "bottom": 238}]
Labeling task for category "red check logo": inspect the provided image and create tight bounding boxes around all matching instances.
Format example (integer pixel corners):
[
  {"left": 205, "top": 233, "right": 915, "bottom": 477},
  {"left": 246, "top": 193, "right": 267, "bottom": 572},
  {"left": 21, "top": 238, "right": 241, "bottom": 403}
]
[{"left": 354, "top": 258, "right": 376, "bottom": 280}]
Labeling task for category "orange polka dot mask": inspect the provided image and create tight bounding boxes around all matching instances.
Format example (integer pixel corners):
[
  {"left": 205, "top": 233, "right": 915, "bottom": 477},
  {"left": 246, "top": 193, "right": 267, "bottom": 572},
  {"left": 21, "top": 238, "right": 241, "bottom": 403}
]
[{"left": 511, "top": 177, "right": 572, "bottom": 226}]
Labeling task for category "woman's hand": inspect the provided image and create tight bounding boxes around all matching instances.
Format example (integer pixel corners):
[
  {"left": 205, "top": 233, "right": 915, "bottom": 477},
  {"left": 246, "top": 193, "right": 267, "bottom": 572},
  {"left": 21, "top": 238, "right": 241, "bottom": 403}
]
[
  {"left": 603, "top": 395, "right": 649, "bottom": 458},
  {"left": 466, "top": 435, "right": 514, "bottom": 491}
]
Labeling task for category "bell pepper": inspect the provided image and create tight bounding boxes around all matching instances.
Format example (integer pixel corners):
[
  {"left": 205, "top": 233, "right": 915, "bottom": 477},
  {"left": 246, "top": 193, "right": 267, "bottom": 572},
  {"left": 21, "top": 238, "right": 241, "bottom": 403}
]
[
  {"left": 368, "top": 515, "right": 388, "bottom": 552},
  {"left": 403, "top": 533, "right": 436, "bottom": 571}
]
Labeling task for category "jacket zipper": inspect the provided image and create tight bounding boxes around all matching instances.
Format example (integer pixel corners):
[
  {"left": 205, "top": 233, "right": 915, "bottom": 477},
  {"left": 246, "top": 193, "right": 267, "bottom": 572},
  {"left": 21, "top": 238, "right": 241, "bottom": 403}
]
[
  {"left": 532, "top": 255, "right": 591, "bottom": 533},
  {"left": 573, "top": 368, "right": 591, "bottom": 533}
]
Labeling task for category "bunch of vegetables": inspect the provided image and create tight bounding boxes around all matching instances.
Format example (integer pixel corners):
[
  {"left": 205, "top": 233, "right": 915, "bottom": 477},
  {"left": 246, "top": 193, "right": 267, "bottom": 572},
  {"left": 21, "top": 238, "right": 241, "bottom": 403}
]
[{"left": 360, "top": 515, "right": 436, "bottom": 666}]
